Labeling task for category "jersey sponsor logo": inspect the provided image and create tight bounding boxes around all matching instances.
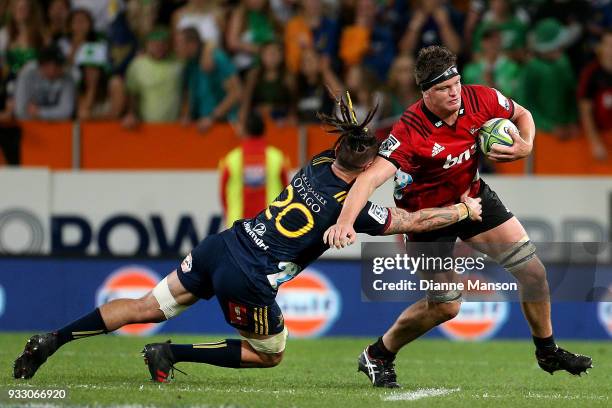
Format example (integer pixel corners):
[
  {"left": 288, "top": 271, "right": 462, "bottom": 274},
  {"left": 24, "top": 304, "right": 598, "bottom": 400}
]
[
  {"left": 368, "top": 204, "right": 388, "bottom": 225},
  {"left": 431, "top": 142, "right": 445, "bottom": 157},
  {"left": 494, "top": 88, "right": 510, "bottom": 111},
  {"left": 96, "top": 266, "right": 163, "bottom": 336},
  {"left": 442, "top": 143, "right": 477, "bottom": 169},
  {"left": 439, "top": 275, "right": 509, "bottom": 341},
  {"left": 253, "top": 223, "right": 266, "bottom": 236},
  {"left": 393, "top": 170, "right": 413, "bottom": 200},
  {"left": 243, "top": 221, "right": 269, "bottom": 250},
  {"left": 276, "top": 269, "right": 341, "bottom": 337},
  {"left": 597, "top": 293, "right": 612, "bottom": 337},
  {"left": 180, "top": 253, "right": 192, "bottom": 273},
  {"left": 379, "top": 135, "right": 400, "bottom": 158}
]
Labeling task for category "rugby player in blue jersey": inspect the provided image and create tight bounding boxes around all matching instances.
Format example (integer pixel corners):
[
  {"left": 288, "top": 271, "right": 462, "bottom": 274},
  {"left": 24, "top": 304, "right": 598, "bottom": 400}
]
[{"left": 14, "top": 98, "right": 482, "bottom": 382}]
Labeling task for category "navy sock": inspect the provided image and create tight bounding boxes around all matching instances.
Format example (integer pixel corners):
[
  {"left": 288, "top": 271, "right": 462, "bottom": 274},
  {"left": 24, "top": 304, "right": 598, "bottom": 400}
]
[
  {"left": 533, "top": 335, "right": 557, "bottom": 351},
  {"left": 169, "top": 339, "right": 242, "bottom": 368},
  {"left": 368, "top": 336, "right": 396, "bottom": 361},
  {"left": 55, "top": 308, "right": 108, "bottom": 347}
]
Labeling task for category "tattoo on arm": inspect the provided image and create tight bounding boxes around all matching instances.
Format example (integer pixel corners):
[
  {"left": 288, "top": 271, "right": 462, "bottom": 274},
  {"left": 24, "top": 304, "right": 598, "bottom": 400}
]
[{"left": 383, "top": 206, "right": 459, "bottom": 235}]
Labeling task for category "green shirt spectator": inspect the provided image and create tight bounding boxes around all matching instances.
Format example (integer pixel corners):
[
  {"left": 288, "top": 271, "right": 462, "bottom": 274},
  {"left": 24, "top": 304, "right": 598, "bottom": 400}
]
[
  {"left": 517, "top": 18, "right": 577, "bottom": 134},
  {"left": 124, "top": 28, "right": 183, "bottom": 123},
  {"left": 463, "top": 56, "right": 521, "bottom": 98},
  {"left": 472, "top": 20, "right": 527, "bottom": 54},
  {"left": 471, "top": 0, "right": 528, "bottom": 54},
  {"left": 463, "top": 27, "right": 521, "bottom": 98}
]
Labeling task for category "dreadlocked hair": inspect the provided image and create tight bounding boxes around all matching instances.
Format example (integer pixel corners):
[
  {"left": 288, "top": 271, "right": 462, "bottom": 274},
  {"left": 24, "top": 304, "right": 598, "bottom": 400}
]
[{"left": 317, "top": 95, "right": 380, "bottom": 172}]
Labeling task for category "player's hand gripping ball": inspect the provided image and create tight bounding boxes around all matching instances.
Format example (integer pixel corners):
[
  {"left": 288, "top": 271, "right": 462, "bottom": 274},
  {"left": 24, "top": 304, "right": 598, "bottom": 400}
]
[{"left": 478, "top": 118, "right": 517, "bottom": 154}]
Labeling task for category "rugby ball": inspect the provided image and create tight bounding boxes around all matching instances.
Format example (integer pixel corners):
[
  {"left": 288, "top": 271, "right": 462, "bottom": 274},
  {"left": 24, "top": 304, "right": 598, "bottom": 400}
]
[{"left": 478, "top": 118, "right": 516, "bottom": 154}]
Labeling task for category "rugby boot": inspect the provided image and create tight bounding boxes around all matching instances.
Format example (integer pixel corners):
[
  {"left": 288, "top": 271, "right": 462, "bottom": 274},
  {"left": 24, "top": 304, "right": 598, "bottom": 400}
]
[
  {"left": 357, "top": 346, "right": 401, "bottom": 388},
  {"left": 536, "top": 346, "right": 593, "bottom": 376},
  {"left": 14, "top": 333, "right": 59, "bottom": 379},
  {"left": 142, "top": 340, "right": 186, "bottom": 383}
]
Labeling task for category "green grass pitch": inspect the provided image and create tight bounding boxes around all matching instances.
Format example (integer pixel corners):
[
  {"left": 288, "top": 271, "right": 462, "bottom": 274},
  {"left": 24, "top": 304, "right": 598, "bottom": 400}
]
[{"left": 0, "top": 333, "right": 610, "bottom": 407}]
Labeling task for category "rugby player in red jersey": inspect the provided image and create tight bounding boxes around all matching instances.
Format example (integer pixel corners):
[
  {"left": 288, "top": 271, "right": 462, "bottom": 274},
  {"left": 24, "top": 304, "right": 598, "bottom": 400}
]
[{"left": 324, "top": 46, "right": 593, "bottom": 387}]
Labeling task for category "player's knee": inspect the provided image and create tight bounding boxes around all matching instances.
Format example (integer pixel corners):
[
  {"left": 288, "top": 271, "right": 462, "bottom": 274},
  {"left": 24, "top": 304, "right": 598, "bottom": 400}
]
[
  {"left": 496, "top": 238, "right": 538, "bottom": 275},
  {"left": 151, "top": 277, "right": 189, "bottom": 320},
  {"left": 243, "top": 327, "right": 288, "bottom": 367},
  {"left": 258, "top": 351, "right": 284, "bottom": 368},
  {"left": 430, "top": 300, "right": 461, "bottom": 323}
]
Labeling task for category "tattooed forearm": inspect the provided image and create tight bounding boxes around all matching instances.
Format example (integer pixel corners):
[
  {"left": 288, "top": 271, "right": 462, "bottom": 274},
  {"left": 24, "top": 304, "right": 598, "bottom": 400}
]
[{"left": 383, "top": 206, "right": 462, "bottom": 235}]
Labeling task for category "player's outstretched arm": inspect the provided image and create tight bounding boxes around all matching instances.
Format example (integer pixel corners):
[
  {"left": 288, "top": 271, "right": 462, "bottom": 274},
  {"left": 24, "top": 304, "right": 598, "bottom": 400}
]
[
  {"left": 324, "top": 157, "right": 397, "bottom": 249},
  {"left": 382, "top": 197, "right": 482, "bottom": 235}
]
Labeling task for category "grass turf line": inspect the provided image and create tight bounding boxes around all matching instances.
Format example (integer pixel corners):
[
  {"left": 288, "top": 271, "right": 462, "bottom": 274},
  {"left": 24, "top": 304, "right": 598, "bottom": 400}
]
[{"left": 0, "top": 333, "right": 610, "bottom": 407}]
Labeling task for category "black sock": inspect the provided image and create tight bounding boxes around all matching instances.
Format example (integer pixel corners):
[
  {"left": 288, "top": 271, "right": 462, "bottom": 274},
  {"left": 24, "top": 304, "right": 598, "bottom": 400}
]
[
  {"left": 169, "top": 339, "right": 242, "bottom": 368},
  {"left": 368, "top": 336, "right": 396, "bottom": 361},
  {"left": 533, "top": 335, "right": 557, "bottom": 351},
  {"left": 55, "top": 308, "right": 108, "bottom": 347}
]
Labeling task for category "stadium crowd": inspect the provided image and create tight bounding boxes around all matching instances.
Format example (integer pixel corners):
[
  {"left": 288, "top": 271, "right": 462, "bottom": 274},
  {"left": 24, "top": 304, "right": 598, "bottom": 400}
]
[{"left": 0, "top": 0, "right": 611, "bottom": 160}]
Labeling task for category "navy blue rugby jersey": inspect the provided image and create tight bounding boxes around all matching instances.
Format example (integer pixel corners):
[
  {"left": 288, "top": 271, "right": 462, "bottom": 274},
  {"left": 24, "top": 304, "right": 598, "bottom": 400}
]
[{"left": 221, "top": 150, "right": 391, "bottom": 289}]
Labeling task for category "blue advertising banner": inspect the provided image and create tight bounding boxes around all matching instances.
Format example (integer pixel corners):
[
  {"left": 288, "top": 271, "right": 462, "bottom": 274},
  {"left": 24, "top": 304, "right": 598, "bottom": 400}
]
[{"left": 0, "top": 258, "right": 610, "bottom": 340}]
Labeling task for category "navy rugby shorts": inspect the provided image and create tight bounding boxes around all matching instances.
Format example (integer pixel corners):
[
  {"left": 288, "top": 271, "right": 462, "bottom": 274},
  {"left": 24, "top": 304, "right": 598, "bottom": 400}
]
[{"left": 176, "top": 233, "right": 285, "bottom": 335}]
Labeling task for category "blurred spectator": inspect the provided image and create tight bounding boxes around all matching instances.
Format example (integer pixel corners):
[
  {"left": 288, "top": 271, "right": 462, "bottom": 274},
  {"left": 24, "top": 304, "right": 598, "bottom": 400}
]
[
  {"left": 341, "top": 64, "right": 381, "bottom": 127},
  {"left": 587, "top": 0, "right": 612, "bottom": 41},
  {"left": 219, "top": 110, "right": 289, "bottom": 228},
  {"left": 0, "top": 0, "right": 46, "bottom": 78},
  {"left": 398, "top": 0, "right": 463, "bottom": 57},
  {"left": 379, "top": 54, "right": 419, "bottom": 121},
  {"left": 270, "top": 0, "right": 297, "bottom": 23},
  {"left": 470, "top": 0, "right": 528, "bottom": 61},
  {"left": 338, "top": 0, "right": 396, "bottom": 80},
  {"left": 226, "top": 0, "right": 279, "bottom": 76},
  {"left": 14, "top": 44, "right": 75, "bottom": 120},
  {"left": 241, "top": 41, "right": 296, "bottom": 126},
  {"left": 294, "top": 48, "right": 339, "bottom": 123},
  {"left": 284, "top": 0, "right": 339, "bottom": 74},
  {"left": 57, "top": 8, "right": 97, "bottom": 66},
  {"left": 75, "top": 42, "right": 125, "bottom": 120},
  {"left": 530, "top": 0, "right": 591, "bottom": 71},
  {"left": 107, "top": 9, "right": 138, "bottom": 77},
  {"left": 70, "top": 0, "right": 124, "bottom": 34},
  {"left": 125, "top": 0, "right": 159, "bottom": 42},
  {"left": 175, "top": 27, "right": 241, "bottom": 133},
  {"left": 577, "top": 29, "right": 612, "bottom": 161},
  {"left": 518, "top": 18, "right": 578, "bottom": 138},
  {"left": 46, "top": 0, "right": 71, "bottom": 44},
  {"left": 172, "top": 0, "right": 224, "bottom": 45},
  {"left": 463, "top": 26, "right": 521, "bottom": 98},
  {"left": 122, "top": 28, "right": 183, "bottom": 127}
]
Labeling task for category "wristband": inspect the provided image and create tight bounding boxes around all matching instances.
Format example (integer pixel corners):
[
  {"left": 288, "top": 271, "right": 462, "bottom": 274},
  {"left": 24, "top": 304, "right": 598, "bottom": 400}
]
[
  {"left": 455, "top": 203, "right": 468, "bottom": 221},
  {"left": 463, "top": 202, "right": 471, "bottom": 219}
]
